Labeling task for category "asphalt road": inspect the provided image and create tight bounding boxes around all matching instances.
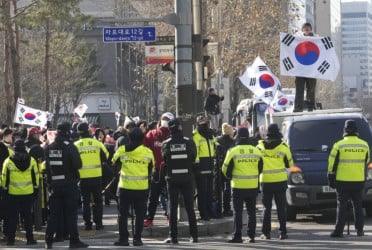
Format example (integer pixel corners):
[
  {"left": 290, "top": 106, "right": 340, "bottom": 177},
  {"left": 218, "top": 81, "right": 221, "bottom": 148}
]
[{"left": 2, "top": 207, "right": 372, "bottom": 250}]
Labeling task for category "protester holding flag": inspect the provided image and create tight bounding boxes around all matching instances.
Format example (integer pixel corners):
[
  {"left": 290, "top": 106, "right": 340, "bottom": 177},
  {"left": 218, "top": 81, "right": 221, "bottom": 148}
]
[
  {"left": 294, "top": 23, "right": 316, "bottom": 112},
  {"left": 280, "top": 23, "right": 340, "bottom": 111}
]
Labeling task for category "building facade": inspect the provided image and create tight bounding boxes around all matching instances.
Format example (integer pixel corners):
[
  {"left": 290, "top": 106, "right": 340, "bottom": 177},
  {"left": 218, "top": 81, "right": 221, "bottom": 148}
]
[{"left": 341, "top": 1, "right": 372, "bottom": 98}]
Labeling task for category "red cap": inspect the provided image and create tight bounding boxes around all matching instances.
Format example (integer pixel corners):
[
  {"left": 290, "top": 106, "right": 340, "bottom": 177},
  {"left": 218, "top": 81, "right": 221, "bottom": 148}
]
[{"left": 28, "top": 127, "right": 42, "bottom": 136}]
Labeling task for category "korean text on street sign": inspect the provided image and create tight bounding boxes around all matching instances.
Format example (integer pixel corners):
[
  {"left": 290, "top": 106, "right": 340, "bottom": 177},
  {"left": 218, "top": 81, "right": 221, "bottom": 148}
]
[{"left": 103, "top": 26, "right": 156, "bottom": 43}]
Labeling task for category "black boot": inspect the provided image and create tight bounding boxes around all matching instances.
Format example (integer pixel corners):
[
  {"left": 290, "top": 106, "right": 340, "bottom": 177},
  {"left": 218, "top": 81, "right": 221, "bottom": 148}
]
[{"left": 69, "top": 240, "right": 89, "bottom": 249}]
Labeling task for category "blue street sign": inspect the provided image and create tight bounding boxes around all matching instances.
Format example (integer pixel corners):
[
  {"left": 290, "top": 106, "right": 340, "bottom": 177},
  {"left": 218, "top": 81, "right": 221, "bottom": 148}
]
[{"left": 103, "top": 26, "right": 156, "bottom": 43}]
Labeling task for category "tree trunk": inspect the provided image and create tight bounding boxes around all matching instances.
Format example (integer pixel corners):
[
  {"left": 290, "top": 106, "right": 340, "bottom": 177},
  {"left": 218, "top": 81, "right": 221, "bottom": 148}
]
[
  {"left": 12, "top": 0, "right": 21, "bottom": 97},
  {"left": 44, "top": 21, "right": 50, "bottom": 111},
  {"left": 53, "top": 90, "right": 61, "bottom": 129},
  {"left": 9, "top": 0, "right": 20, "bottom": 113},
  {"left": 2, "top": 0, "right": 12, "bottom": 125}
]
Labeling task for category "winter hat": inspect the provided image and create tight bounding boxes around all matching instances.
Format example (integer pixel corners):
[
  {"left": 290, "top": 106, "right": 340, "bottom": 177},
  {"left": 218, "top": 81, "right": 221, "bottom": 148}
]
[
  {"left": 2, "top": 128, "right": 13, "bottom": 137},
  {"left": 161, "top": 112, "right": 174, "bottom": 121},
  {"left": 208, "top": 87, "right": 215, "bottom": 93},
  {"left": 169, "top": 118, "right": 182, "bottom": 132},
  {"left": 344, "top": 120, "right": 357, "bottom": 134},
  {"left": 28, "top": 127, "right": 42, "bottom": 137},
  {"left": 222, "top": 123, "right": 234, "bottom": 138},
  {"left": 237, "top": 127, "right": 249, "bottom": 140},
  {"left": 266, "top": 124, "right": 282, "bottom": 139},
  {"left": 77, "top": 122, "right": 89, "bottom": 134},
  {"left": 14, "top": 139, "right": 26, "bottom": 152},
  {"left": 129, "top": 127, "right": 144, "bottom": 143},
  {"left": 57, "top": 122, "right": 71, "bottom": 135},
  {"left": 196, "top": 116, "right": 208, "bottom": 125}
]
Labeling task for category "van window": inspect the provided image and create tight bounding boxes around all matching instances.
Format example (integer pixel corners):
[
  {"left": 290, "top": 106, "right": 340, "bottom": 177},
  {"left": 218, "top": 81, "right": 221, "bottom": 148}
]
[{"left": 289, "top": 118, "right": 372, "bottom": 152}]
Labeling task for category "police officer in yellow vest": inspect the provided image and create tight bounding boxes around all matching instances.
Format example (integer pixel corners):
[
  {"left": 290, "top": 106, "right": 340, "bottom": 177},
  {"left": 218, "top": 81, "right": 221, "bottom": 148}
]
[
  {"left": 74, "top": 122, "right": 109, "bottom": 230},
  {"left": 193, "top": 116, "right": 215, "bottom": 220},
  {"left": 112, "top": 127, "right": 154, "bottom": 247},
  {"left": 328, "top": 120, "right": 370, "bottom": 237},
  {"left": 1, "top": 139, "right": 39, "bottom": 246},
  {"left": 0, "top": 127, "right": 13, "bottom": 241},
  {"left": 257, "top": 124, "right": 293, "bottom": 240},
  {"left": 222, "top": 128, "right": 263, "bottom": 244}
]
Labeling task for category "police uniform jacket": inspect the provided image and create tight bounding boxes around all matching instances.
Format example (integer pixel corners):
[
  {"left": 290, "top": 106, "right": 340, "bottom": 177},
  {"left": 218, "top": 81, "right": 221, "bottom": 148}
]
[
  {"left": 45, "top": 135, "right": 82, "bottom": 189},
  {"left": 328, "top": 135, "right": 370, "bottom": 191},
  {"left": 257, "top": 138, "right": 293, "bottom": 192},
  {"left": 74, "top": 136, "right": 109, "bottom": 186},
  {"left": 193, "top": 130, "right": 215, "bottom": 175},
  {"left": 162, "top": 130, "right": 197, "bottom": 183},
  {"left": 222, "top": 141, "right": 263, "bottom": 190},
  {"left": 2, "top": 151, "right": 39, "bottom": 196},
  {"left": 112, "top": 144, "right": 154, "bottom": 191}
]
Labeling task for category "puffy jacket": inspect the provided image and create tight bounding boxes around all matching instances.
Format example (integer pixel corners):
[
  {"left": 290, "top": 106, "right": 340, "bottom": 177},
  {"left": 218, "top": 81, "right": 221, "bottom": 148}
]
[{"left": 143, "top": 126, "right": 170, "bottom": 170}]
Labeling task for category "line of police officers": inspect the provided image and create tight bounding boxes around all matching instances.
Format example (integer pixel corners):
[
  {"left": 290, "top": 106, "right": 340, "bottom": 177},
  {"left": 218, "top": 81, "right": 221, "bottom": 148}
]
[{"left": 0, "top": 117, "right": 369, "bottom": 248}]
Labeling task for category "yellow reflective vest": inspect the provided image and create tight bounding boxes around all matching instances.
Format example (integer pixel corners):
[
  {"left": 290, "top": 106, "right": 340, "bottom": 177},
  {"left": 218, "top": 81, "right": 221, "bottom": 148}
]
[
  {"left": 192, "top": 130, "right": 215, "bottom": 163},
  {"left": 2, "top": 156, "right": 39, "bottom": 195},
  {"left": 328, "top": 136, "right": 370, "bottom": 182},
  {"left": 74, "top": 138, "right": 109, "bottom": 179},
  {"left": 112, "top": 145, "right": 154, "bottom": 190},
  {"left": 222, "top": 145, "right": 262, "bottom": 189},
  {"left": 257, "top": 140, "right": 293, "bottom": 183}
]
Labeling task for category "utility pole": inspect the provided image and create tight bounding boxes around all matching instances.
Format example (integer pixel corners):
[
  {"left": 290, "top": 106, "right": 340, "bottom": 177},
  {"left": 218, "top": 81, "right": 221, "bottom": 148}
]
[
  {"left": 175, "top": 0, "right": 193, "bottom": 222},
  {"left": 193, "top": 0, "right": 204, "bottom": 114},
  {"left": 175, "top": 0, "right": 194, "bottom": 137}
]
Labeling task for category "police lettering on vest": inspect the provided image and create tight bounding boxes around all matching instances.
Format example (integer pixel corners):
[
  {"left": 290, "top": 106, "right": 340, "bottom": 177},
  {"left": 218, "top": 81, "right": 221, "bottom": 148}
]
[
  {"left": 222, "top": 145, "right": 262, "bottom": 189},
  {"left": 257, "top": 141, "right": 293, "bottom": 183},
  {"left": 328, "top": 136, "right": 370, "bottom": 182},
  {"left": 74, "top": 138, "right": 109, "bottom": 179},
  {"left": 112, "top": 145, "right": 154, "bottom": 191}
]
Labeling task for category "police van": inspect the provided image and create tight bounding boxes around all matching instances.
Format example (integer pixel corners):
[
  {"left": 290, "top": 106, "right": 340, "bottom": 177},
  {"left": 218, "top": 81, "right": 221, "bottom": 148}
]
[{"left": 267, "top": 109, "right": 372, "bottom": 220}]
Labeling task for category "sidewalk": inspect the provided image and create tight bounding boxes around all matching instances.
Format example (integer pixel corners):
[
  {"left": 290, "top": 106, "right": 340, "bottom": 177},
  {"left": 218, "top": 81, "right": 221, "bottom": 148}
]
[{"left": 17, "top": 197, "right": 266, "bottom": 241}]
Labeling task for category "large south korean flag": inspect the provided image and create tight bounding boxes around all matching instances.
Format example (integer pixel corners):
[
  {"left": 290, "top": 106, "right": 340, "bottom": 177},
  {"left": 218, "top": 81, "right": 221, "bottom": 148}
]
[
  {"left": 239, "top": 56, "right": 280, "bottom": 104},
  {"left": 280, "top": 32, "right": 340, "bottom": 81}
]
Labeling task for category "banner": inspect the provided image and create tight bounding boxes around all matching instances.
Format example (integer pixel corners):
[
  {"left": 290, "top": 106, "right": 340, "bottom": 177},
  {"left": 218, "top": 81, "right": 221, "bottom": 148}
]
[
  {"left": 270, "top": 90, "right": 294, "bottom": 112},
  {"left": 13, "top": 103, "right": 47, "bottom": 127},
  {"left": 74, "top": 104, "right": 88, "bottom": 118},
  {"left": 145, "top": 45, "right": 174, "bottom": 64},
  {"left": 239, "top": 56, "right": 281, "bottom": 104},
  {"left": 280, "top": 32, "right": 340, "bottom": 81}
]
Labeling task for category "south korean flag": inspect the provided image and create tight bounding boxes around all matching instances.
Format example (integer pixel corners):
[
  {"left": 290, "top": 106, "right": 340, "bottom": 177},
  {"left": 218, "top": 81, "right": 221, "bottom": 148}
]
[
  {"left": 270, "top": 90, "right": 294, "bottom": 112},
  {"left": 280, "top": 32, "right": 340, "bottom": 81},
  {"left": 239, "top": 56, "right": 281, "bottom": 104}
]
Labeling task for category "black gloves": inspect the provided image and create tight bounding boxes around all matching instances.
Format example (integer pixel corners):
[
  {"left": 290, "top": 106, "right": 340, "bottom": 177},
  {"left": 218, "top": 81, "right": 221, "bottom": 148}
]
[{"left": 327, "top": 173, "right": 336, "bottom": 189}]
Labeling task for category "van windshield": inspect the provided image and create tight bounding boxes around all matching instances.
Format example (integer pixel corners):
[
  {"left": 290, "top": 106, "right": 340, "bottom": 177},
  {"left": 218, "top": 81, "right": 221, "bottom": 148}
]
[{"left": 289, "top": 118, "right": 372, "bottom": 152}]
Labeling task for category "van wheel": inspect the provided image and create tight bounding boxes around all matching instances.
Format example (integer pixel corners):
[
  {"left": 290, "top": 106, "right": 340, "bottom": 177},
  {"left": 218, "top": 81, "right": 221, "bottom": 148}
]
[
  {"left": 287, "top": 205, "right": 297, "bottom": 221},
  {"left": 365, "top": 202, "right": 372, "bottom": 217}
]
